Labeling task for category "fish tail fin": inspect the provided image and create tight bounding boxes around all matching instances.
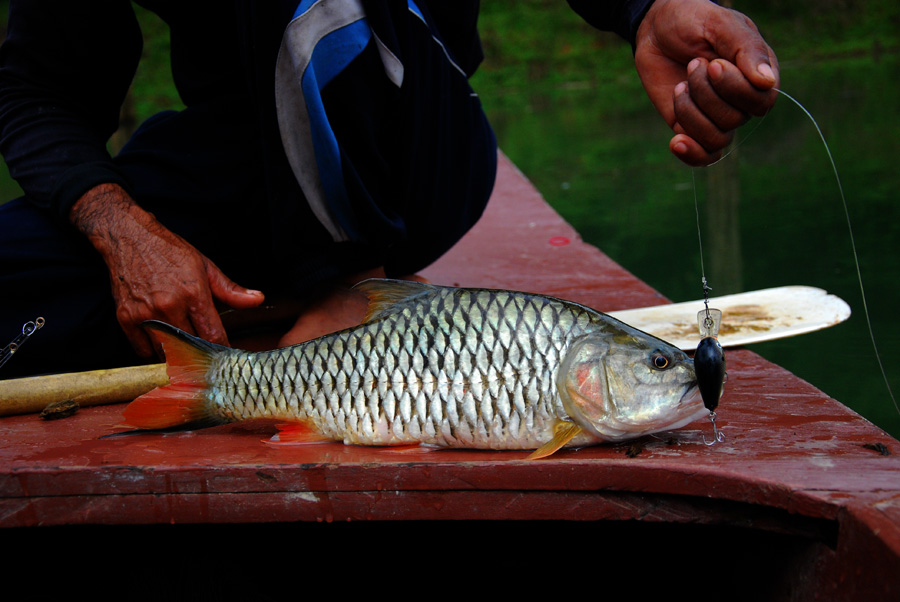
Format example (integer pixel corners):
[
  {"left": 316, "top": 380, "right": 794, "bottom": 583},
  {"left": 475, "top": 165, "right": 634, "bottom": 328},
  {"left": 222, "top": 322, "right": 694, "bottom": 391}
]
[{"left": 122, "top": 321, "right": 225, "bottom": 430}]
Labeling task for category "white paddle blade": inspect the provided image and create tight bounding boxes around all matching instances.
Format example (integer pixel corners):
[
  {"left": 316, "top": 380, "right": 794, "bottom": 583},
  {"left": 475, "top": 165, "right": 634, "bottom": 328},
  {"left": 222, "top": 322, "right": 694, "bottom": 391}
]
[{"left": 608, "top": 286, "right": 851, "bottom": 351}]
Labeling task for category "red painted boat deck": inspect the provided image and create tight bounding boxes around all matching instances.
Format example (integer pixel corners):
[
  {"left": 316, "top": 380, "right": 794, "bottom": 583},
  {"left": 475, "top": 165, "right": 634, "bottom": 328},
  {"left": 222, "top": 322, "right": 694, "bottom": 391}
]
[{"left": 2, "top": 153, "right": 899, "bottom": 600}]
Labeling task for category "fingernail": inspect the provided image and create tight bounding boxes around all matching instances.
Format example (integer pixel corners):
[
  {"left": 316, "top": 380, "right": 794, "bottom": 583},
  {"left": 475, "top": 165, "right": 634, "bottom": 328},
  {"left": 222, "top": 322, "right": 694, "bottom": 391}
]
[
  {"left": 757, "top": 63, "right": 775, "bottom": 82},
  {"left": 674, "top": 81, "right": 687, "bottom": 96},
  {"left": 673, "top": 141, "right": 688, "bottom": 155},
  {"left": 687, "top": 58, "right": 699, "bottom": 75}
]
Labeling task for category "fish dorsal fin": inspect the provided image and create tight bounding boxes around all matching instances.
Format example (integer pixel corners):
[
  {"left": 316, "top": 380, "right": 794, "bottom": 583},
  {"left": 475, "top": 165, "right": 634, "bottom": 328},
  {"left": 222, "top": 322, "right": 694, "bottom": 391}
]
[
  {"left": 526, "top": 421, "right": 583, "bottom": 460},
  {"left": 354, "top": 278, "right": 436, "bottom": 323}
]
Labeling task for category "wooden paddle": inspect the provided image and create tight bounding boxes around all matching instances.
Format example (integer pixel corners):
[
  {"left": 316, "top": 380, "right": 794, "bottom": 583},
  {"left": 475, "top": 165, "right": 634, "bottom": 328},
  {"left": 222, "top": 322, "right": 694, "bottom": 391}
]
[
  {"left": 0, "top": 363, "right": 168, "bottom": 417},
  {"left": 608, "top": 285, "right": 851, "bottom": 351},
  {"left": 0, "top": 285, "right": 851, "bottom": 417}
]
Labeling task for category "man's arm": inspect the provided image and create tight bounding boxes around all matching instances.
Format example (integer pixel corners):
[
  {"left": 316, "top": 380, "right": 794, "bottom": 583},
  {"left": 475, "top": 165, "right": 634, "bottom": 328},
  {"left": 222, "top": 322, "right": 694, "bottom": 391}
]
[
  {"left": 69, "top": 184, "right": 265, "bottom": 358},
  {"left": 1, "top": 3, "right": 264, "bottom": 356},
  {"left": 0, "top": 1, "right": 144, "bottom": 218}
]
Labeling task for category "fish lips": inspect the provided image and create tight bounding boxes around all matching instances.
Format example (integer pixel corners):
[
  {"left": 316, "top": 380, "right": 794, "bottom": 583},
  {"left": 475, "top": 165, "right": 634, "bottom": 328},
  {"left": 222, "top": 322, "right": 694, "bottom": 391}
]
[{"left": 596, "top": 382, "right": 705, "bottom": 440}]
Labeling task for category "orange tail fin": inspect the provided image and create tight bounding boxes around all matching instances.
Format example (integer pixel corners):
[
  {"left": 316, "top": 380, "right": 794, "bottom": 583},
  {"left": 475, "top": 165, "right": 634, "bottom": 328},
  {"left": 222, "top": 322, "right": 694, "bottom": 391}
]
[{"left": 122, "top": 321, "right": 225, "bottom": 430}]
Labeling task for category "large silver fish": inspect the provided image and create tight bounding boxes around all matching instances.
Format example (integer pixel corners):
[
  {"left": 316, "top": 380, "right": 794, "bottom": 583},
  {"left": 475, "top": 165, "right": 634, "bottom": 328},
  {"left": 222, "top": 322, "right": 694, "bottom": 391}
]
[{"left": 123, "top": 280, "right": 707, "bottom": 458}]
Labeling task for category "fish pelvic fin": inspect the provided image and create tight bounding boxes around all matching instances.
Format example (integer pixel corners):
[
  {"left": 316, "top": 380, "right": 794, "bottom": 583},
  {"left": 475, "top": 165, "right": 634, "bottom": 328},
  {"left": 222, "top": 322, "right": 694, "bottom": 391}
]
[
  {"left": 354, "top": 278, "right": 436, "bottom": 323},
  {"left": 526, "top": 421, "right": 583, "bottom": 460},
  {"left": 122, "top": 321, "right": 225, "bottom": 430},
  {"left": 266, "top": 421, "right": 335, "bottom": 445}
]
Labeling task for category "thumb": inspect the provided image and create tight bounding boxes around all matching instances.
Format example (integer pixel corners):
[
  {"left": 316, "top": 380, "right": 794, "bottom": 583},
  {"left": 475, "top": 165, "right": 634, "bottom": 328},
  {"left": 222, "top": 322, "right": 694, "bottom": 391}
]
[
  {"left": 737, "top": 49, "right": 779, "bottom": 91},
  {"left": 710, "top": 11, "right": 779, "bottom": 90},
  {"left": 205, "top": 259, "right": 265, "bottom": 309}
]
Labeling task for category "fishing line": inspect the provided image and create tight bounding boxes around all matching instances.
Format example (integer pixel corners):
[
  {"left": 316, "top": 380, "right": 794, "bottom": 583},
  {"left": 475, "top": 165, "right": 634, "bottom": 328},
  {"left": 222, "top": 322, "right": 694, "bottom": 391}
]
[
  {"left": 691, "top": 168, "right": 707, "bottom": 293},
  {"left": 773, "top": 88, "right": 899, "bottom": 418},
  {"left": 694, "top": 88, "right": 898, "bottom": 421},
  {"left": 692, "top": 168, "right": 726, "bottom": 445}
]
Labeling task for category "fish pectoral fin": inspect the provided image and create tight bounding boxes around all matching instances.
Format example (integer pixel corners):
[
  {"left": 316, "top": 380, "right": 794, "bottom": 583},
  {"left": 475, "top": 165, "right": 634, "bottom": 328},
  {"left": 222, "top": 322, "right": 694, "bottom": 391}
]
[
  {"left": 526, "top": 421, "right": 583, "bottom": 460},
  {"left": 265, "top": 421, "right": 334, "bottom": 446}
]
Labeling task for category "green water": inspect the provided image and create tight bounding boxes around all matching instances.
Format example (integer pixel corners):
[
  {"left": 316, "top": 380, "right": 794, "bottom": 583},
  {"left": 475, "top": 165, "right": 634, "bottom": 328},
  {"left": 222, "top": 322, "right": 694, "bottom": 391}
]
[{"left": 472, "top": 46, "right": 900, "bottom": 438}]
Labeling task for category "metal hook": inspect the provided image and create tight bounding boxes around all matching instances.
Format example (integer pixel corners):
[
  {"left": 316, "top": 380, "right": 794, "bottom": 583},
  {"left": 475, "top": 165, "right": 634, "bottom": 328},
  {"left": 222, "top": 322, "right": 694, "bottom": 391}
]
[{"left": 703, "top": 411, "right": 725, "bottom": 446}]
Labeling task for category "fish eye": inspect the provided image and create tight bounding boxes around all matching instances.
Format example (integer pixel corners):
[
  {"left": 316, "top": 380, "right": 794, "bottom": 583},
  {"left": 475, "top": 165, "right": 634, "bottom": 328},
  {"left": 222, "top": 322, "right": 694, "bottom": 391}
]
[{"left": 651, "top": 353, "right": 670, "bottom": 370}]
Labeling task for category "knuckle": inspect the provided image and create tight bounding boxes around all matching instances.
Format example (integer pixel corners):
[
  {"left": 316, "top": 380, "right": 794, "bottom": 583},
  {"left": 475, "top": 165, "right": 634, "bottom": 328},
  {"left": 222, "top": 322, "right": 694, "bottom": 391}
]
[
  {"left": 115, "top": 304, "right": 144, "bottom": 327},
  {"left": 155, "top": 291, "right": 192, "bottom": 314}
]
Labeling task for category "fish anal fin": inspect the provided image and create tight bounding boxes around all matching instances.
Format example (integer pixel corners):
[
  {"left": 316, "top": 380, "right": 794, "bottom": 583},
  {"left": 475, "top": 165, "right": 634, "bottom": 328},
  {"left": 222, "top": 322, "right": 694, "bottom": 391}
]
[
  {"left": 266, "top": 421, "right": 334, "bottom": 446},
  {"left": 122, "top": 321, "right": 219, "bottom": 430},
  {"left": 379, "top": 443, "right": 441, "bottom": 454},
  {"left": 354, "top": 278, "right": 435, "bottom": 323},
  {"left": 527, "top": 421, "right": 583, "bottom": 460}
]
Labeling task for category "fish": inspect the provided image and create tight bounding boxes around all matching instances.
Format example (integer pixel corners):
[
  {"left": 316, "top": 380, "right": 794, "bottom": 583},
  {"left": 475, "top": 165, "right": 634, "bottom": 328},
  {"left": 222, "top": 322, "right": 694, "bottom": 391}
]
[{"left": 122, "top": 279, "right": 707, "bottom": 459}]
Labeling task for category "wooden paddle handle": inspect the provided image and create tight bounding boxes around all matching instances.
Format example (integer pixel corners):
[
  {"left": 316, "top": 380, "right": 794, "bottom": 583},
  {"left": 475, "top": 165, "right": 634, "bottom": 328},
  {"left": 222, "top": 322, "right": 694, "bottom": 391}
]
[{"left": 0, "top": 363, "right": 168, "bottom": 417}]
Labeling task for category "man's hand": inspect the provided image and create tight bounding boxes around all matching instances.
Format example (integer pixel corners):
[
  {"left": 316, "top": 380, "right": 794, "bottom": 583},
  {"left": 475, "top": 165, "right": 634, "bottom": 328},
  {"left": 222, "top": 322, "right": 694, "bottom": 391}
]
[
  {"left": 634, "top": 0, "right": 779, "bottom": 166},
  {"left": 70, "top": 184, "right": 265, "bottom": 357}
]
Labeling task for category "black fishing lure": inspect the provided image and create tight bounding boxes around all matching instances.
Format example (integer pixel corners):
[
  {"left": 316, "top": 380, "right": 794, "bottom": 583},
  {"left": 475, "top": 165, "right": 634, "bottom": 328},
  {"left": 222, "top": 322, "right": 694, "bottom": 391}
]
[{"left": 694, "top": 335, "right": 726, "bottom": 412}]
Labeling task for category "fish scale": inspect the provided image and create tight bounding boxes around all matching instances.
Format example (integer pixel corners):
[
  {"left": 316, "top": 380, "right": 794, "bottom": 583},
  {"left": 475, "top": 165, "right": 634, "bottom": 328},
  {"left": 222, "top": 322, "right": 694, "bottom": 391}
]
[{"left": 124, "top": 279, "right": 706, "bottom": 456}]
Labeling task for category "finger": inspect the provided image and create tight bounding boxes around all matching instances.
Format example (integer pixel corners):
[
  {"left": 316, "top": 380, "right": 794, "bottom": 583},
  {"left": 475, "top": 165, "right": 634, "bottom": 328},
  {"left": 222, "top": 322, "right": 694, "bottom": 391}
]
[
  {"left": 164, "top": 273, "right": 230, "bottom": 346},
  {"left": 128, "top": 328, "right": 156, "bottom": 359},
  {"left": 191, "top": 258, "right": 265, "bottom": 347},
  {"left": 670, "top": 133, "right": 722, "bottom": 167},
  {"left": 115, "top": 308, "right": 157, "bottom": 359},
  {"left": 673, "top": 80, "right": 734, "bottom": 155},
  {"left": 150, "top": 278, "right": 229, "bottom": 346},
  {"left": 707, "top": 8, "right": 780, "bottom": 91},
  {"left": 686, "top": 58, "right": 749, "bottom": 131},
  {"left": 707, "top": 58, "right": 778, "bottom": 117},
  {"left": 205, "top": 259, "right": 265, "bottom": 310},
  {"left": 189, "top": 305, "right": 230, "bottom": 348}
]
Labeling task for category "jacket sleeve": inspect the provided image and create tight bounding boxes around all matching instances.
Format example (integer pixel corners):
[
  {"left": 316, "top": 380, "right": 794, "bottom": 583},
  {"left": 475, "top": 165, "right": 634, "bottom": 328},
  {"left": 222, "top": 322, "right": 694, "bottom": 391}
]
[
  {"left": 0, "top": 0, "right": 143, "bottom": 220},
  {"left": 565, "top": 0, "right": 656, "bottom": 46}
]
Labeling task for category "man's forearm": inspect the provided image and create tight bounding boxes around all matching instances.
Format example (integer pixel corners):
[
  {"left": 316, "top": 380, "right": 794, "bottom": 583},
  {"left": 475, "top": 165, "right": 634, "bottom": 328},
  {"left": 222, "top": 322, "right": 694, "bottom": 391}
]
[{"left": 68, "top": 183, "right": 160, "bottom": 264}]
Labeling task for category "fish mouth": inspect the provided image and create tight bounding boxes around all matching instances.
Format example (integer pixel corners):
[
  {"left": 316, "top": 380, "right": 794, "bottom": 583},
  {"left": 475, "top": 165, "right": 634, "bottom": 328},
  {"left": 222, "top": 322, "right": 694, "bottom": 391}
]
[
  {"left": 679, "top": 382, "right": 701, "bottom": 406},
  {"left": 599, "top": 384, "right": 705, "bottom": 438},
  {"left": 674, "top": 383, "right": 705, "bottom": 420}
]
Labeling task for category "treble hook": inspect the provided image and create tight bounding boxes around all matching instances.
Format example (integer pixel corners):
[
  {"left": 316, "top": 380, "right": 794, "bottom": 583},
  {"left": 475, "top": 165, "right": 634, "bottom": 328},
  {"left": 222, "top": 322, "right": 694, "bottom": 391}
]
[{"left": 703, "top": 411, "right": 726, "bottom": 446}]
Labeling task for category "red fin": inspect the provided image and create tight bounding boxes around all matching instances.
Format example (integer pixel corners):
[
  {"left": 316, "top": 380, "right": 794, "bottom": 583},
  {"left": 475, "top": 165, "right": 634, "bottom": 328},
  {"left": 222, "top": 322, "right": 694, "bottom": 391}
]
[
  {"left": 379, "top": 444, "right": 440, "bottom": 454},
  {"left": 122, "top": 322, "right": 218, "bottom": 430},
  {"left": 265, "top": 421, "right": 334, "bottom": 446}
]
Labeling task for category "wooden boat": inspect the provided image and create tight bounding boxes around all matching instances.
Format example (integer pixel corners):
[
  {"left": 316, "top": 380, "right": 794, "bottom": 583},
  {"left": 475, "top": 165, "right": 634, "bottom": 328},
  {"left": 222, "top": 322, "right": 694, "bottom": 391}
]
[{"left": 1, "top": 153, "right": 897, "bottom": 600}]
